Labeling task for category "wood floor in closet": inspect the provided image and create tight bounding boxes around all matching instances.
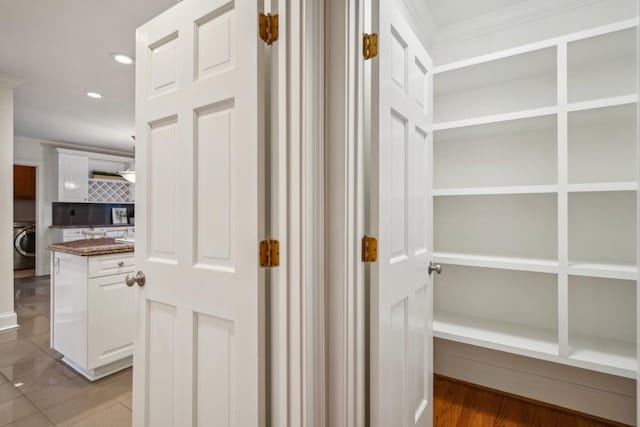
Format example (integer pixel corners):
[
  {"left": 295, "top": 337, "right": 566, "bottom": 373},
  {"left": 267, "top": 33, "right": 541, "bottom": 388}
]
[{"left": 434, "top": 375, "right": 626, "bottom": 427}]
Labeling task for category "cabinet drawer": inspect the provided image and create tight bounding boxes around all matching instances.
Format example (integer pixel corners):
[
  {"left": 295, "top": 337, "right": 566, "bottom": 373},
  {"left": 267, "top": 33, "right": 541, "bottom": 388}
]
[{"left": 88, "top": 254, "right": 134, "bottom": 278}]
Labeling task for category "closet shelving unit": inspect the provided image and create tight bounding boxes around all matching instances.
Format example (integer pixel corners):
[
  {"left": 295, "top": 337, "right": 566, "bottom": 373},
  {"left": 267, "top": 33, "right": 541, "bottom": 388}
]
[{"left": 432, "top": 19, "right": 639, "bottom": 379}]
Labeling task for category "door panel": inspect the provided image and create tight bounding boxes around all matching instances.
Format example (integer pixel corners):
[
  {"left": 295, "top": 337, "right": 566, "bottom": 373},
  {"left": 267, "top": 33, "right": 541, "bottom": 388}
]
[
  {"left": 87, "top": 273, "right": 135, "bottom": 368},
  {"left": 134, "top": 0, "right": 264, "bottom": 425},
  {"left": 369, "top": 1, "right": 433, "bottom": 426}
]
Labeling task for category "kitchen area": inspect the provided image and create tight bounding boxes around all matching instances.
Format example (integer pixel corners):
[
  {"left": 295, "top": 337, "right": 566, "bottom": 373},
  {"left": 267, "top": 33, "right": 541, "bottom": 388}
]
[
  {"left": 46, "top": 147, "right": 138, "bottom": 381},
  {"left": 0, "top": 1, "right": 176, "bottom": 424}
]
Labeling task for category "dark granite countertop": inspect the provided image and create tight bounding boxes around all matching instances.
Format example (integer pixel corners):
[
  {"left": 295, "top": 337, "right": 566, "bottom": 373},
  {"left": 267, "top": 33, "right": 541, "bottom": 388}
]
[
  {"left": 48, "top": 238, "right": 134, "bottom": 256},
  {"left": 50, "top": 224, "right": 134, "bottom": 229}
]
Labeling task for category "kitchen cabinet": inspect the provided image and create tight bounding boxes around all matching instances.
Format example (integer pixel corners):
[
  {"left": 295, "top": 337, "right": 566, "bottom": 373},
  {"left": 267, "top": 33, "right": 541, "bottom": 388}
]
[
  {"left": 57, "top": 152, "right": 88, "bottom": 202},
  {"left": 56, "top": 149, "right": 135, "bottom": 203},
  {"left": 13, "top": 165, "right": 36, "bottom": 200},
  {"left": 50, "top": 250, "right": 135, "bottom": 380}
]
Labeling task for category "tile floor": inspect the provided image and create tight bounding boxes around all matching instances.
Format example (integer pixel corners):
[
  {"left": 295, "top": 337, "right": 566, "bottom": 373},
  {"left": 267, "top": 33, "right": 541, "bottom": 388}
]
[{"left": 0, "top": 275, "right": 132, "bottom": 426}]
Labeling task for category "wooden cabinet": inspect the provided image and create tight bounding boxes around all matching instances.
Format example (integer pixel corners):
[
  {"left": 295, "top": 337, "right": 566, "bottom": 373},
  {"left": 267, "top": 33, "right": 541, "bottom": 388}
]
[
  {"left": 51, "top": 251, "right": 135, "bottom": 380},
  {"left": 13, "top": 165, "right": 36, "bottom": 200}
]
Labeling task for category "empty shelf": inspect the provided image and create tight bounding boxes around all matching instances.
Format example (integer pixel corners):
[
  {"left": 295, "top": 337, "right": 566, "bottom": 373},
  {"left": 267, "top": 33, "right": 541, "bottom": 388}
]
[
  {"left": 433, "top": 253, "right": 559, "bottom": 274},
  {"left": 569, "top": 334, "right": 636, "bottom": 379},
  {"left": 434, "top": 313, "right": 559, "bottom": 358}
]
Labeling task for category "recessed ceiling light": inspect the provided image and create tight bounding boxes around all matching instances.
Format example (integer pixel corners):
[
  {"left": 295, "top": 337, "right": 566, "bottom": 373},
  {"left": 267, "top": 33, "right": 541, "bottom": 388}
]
[
  {"left": 86, "top": 92, "right": 103, "bottom": 99},
  {"left": 112, "top": 53, "right": 134, "bottom": 65}
]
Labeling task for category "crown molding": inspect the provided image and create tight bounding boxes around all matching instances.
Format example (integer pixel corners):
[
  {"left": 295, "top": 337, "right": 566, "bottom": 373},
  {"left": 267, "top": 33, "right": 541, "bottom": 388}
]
[
  {"left": 434, "top": 0, "right": 602, "bottom": 47},
  {"left": 0, "top": 73, "right": 22, "bottom": 89}
]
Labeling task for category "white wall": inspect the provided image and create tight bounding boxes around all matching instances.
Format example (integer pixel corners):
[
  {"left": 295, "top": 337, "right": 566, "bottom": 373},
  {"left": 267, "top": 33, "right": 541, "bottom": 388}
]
[
  {"left": 0, "top": 77, "right": 19, "bottom": 331},
  {"left": 397, "top": 0, "right": 438, "bottom": 51}
]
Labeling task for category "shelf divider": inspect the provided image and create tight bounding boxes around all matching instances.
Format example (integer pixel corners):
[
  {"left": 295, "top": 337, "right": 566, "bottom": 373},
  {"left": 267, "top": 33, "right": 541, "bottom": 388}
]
[{"left": 557, "top": 41, "right": 570, "bottom": 358}]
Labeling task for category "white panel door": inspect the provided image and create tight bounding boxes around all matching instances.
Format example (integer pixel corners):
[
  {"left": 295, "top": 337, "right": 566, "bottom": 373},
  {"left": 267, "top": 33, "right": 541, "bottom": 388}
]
[
  {"left": 369, "top": 1, "right": 434, "bottom": 426},
  {"left": 134, "top": 0, "right": 264, "bottom": 426}
]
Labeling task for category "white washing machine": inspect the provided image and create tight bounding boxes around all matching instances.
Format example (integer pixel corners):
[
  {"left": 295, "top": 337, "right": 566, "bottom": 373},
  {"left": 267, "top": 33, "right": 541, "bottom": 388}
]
[{"left": 13, "top": 222, "right": 36, "bottom": 270}]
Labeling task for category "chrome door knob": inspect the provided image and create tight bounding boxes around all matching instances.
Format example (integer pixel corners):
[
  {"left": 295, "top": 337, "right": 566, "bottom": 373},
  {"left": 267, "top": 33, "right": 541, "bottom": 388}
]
[
  {"left": 126, "top": 271, "right": 146, "bottom": 287},
  {"left": 428, "top": 262, "right": 442, "bottom": 276}
]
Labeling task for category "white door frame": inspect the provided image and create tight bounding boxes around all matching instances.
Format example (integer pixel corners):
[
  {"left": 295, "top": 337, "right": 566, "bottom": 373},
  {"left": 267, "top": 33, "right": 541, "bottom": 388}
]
[
  {"left": 273, "top": 0, "right": 326, "bottom": 425},
  {"left": 12, "top": 161, "right": 44, "bottom": 276},
  {"left": 324, "top": 0, "right": 367, "bottom": 426}
]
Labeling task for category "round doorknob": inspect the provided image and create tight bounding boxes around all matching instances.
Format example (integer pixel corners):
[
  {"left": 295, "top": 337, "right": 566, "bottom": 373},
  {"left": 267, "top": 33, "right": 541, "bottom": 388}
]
[
  {"left": 126, "top": 271, "right": 146, "bottom": 287},
  {"left": 428, "top": 262, "right": 442, "bottom": 276}
]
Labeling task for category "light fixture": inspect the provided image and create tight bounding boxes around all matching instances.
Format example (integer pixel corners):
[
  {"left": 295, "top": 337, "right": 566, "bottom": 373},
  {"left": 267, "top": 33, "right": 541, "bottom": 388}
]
[
  {"left": 112, "top": 53, "right": 135, "bottom": 65},
  {"left": 118, "top": 169, "right": 136, "bottom": 183},
  {"left": 86, "top": 91, "right": 103, "bottom": 99}
]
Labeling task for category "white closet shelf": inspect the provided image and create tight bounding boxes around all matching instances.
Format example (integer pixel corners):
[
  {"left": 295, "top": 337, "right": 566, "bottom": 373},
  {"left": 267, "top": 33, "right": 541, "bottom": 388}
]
[
  {"left": 568, "top": 262, "right": 638, "bottom": 281},
  {"left": 567, "top": 94, "right": 638, "bottom": 113},
  {"left": 432, "top": 253, "right": 559, "bottom": 274},
  {"left": 433, "top": 19, "right": 638, "bottom": 74},
  {"left": 433, "top": 185, "right": 558, "bottom": 197},
  {"left": 433, "top": 94, "right": 638, "bottom": 132},
  {"left": 433, "top": 106, "right": 557, "bottom": 131},
  {"left": 569, "top": 334, "right": 636, "bottom": 379},
  {"left": 567, "top": 182, "right": 638, "bottom": 192},
  {"left": 434, "top": 314, "right": 637, "bottom": 378},
  {"left": 434, "top": 313, "right": 559, "bottom": 358}
]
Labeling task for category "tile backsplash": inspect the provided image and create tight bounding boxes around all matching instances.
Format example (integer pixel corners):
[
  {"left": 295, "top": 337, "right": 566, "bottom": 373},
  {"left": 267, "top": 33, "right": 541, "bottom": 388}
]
[{"left": 52, "top": 203, "right": 135, "bottom": 226}]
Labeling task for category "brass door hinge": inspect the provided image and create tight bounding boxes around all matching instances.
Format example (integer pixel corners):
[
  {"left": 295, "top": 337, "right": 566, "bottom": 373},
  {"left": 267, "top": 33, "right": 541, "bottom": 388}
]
[
  {"left": 363, "top": 33, "right": 378, "bottom": 59},
  {"left": 259, "top": 13, "right": 279, "bottom": 45},
  {"left": 362, "top": 235, "right": 378, "bottom": 262},
  {"left": 260, "top": 239, "right": 280, "bottom": 267}
]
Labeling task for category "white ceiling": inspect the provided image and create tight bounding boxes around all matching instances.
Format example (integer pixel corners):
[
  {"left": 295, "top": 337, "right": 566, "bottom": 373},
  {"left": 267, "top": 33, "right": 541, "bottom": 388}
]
[
  {"left": 0, "top": 0, "right": 177, "bottom": 152},
  {"left": 426, "top": 0, "right": 530, "bottom": 28}
]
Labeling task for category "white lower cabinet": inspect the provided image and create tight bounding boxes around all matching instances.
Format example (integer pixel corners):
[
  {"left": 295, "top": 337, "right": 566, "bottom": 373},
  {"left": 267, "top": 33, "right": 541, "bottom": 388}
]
[{"left": 51, "top": 251, "right": 135, "bottom": 380}]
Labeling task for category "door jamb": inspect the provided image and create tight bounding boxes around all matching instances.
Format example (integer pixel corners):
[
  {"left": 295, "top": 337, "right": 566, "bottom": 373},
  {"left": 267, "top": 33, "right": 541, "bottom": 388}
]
[
  {"left": 324, "top": 0, "right": 367, "bottom": 426},
  {"left": 271, "top": 0, "right": 327, "bottom": 425}
]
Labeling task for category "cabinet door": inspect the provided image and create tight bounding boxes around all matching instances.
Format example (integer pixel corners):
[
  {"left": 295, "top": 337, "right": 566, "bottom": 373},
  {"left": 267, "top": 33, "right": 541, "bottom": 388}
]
[
  {"left": 58, "top": 154, "right": 88, "bottom": 202},
  {"left": 87, "top": 273, "right": 136, "bottom": 369},
  {"left": 13, "top": 165, "right": 36, "bottom": 200}
]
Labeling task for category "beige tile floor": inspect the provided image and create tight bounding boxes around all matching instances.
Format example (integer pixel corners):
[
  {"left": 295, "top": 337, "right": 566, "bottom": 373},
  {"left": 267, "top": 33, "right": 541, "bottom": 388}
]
[{"left": 0, "top": 275, "right": 132, "bottom": 426}]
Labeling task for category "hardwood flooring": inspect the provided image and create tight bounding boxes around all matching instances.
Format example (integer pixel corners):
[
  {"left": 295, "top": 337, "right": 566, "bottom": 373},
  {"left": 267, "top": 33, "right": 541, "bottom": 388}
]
[{"left": 434, "top": 376, "right": 626, "bottom": 427}]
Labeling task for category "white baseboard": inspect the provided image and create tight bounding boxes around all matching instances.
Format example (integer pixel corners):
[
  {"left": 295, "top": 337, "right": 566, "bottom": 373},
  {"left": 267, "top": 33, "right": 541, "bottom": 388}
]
[
  {"left": 0, "top": 311, "right": 18, "bottom": 332},
  {"left": 434, "top": 338, "right": 636, "bottom": 426}
]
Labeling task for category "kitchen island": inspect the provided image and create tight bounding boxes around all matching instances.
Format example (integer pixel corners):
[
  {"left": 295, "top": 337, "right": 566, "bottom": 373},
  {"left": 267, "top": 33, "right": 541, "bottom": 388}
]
[{"left": 49, "top": 238, "right": 135, "bottom": 381}]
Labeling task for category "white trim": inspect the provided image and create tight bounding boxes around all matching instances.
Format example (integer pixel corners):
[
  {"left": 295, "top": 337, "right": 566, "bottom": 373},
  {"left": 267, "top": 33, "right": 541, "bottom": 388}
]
[
  {"left": 325, "top": 0, "right": 363, "bottom": 425},
  {"left": 0, "top": 311, "right": 18, "bottom": 332},
  {"left": 302, "top": 0, "right": 326, "bottom": 425},
  {"left": 55, "top": 148, "right": 133, "bottom": 163},
  {"left": 29, "top": 138, "right": 134, "bottom": 157},
  {"left": 435, "top": 339, "right": 636, "bottom": 426}
]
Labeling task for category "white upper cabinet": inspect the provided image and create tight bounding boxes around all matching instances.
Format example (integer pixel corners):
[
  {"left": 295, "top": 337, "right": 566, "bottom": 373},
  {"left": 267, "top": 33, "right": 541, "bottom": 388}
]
[
  {"left": 56, "top": 148, "right": 135, "bottom": 203},
  {"left": 58, "top": 152, "right": 89, "bottom": 202}
]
